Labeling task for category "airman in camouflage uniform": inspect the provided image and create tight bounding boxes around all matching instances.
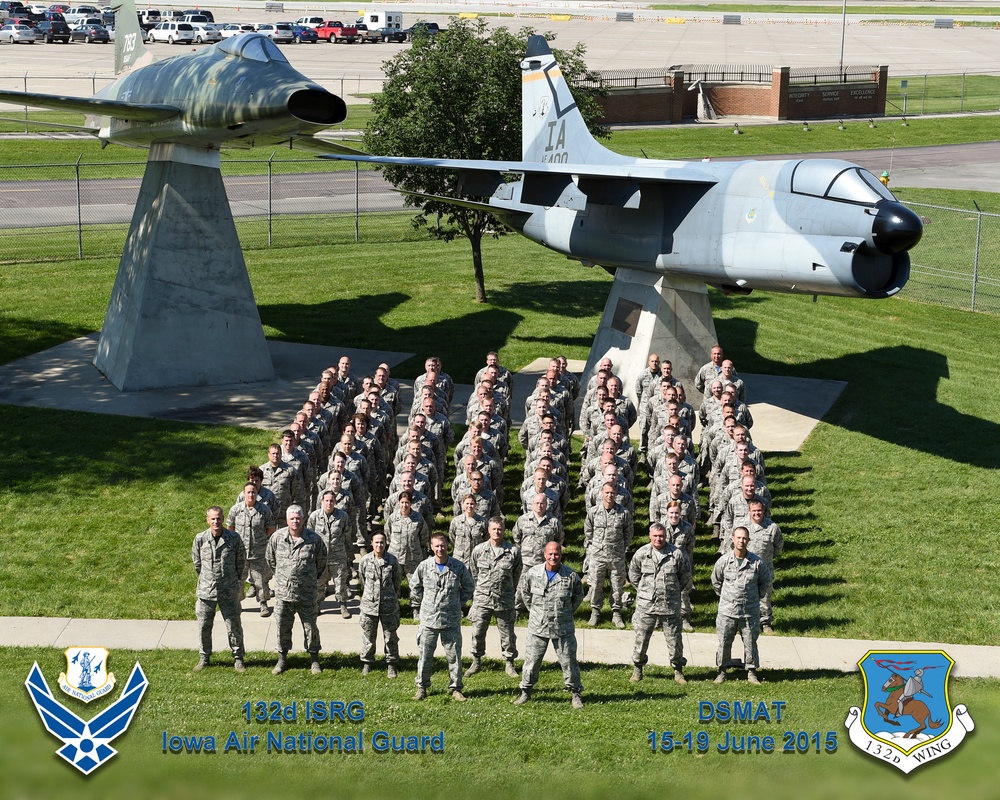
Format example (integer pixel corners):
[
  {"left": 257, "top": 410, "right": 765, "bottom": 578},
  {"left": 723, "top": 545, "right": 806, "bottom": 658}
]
[
  {"left": 226, "top": 482, "right": 276, "bottom": 617},
  {"left": 465, "top": 517, "right": 523, "bottom": 679},
  {"left": 410, "top": 534, "right": 475, "bottom": 701},
  {"left": 628, "top": 522, "right": 691, "bottom": 684},
  {"left": 514, "top": 542, "right": 585, "bottom": 708},
  {"left": 308, "top": 490, "right": 352, "bottom": 618},
  {"left": 746, "top": 500, "right": 783, "bottom": 633},
  {"left": 448, "top": 494, "right": 488, "bottom": 565},
  {"left": 512, "top": 494, "right": 565, "bottom": 614},
  {"left": 358, "top": 531, "right": 403, "bottom": 678},
  {"left": 192, "top": 507, "right": 246, "bottom": 672},
  {"left": 712, "top": 526, "right": 773, "bottom": 685},
  {"left": 584, "top": 482, "right": 634, "bottom": 629},
  {"left": 266, "top": 505, "right": 327, "bottom": 676}
]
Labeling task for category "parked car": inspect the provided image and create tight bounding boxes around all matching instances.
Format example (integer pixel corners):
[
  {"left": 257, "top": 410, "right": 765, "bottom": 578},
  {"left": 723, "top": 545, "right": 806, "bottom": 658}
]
[
  {"left": 189, "top": 22, "right": 219, "bottom": 42},
  {"left": 146, "top": 20, "right": 194, "bottom": 43},
  {"left": 289, "top": 23, "right": 316, "bottom": 43},
  {"left": 294, "top": 15, "right": 323, "bottom": 28},
  {"left": 62, "top": 4, "right": 99, "bottom": 24},
  {"left": 69, "top": 20, "right": 106, "bottom": 40},
  {"left": 47, "top": 3, "right": 68, "bottom": 10},
  {"left": 181, "top": 8, "right": 212, "bottom": 22},
  {"left": 256, "top": 21, "right": 293, "bottom": 43},
  {"left": 35, "top": 17, "right": 70, "bottom": 39},
  {"left": 0, "top": 0, "right": 28, "bottom": 19},
  {"left": 1, "top": 21, "right": 36, "bottom": 40},
  {"left": 405, "top": 21, "right": 441, "bottom": 40},
  {"left": 218, "top": 22, "right": 252, "bottom": 37},
  {"left": 315, "top": 19, "right": 357, "bottom": 43},
  {"left": 8, "top": 15, "right": 36, "bottom": 26}
]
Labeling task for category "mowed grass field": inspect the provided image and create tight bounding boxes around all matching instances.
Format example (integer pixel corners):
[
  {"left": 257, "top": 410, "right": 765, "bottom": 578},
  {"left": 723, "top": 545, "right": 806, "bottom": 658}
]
[
  {"left": 2, "top": 647, "right": 1000, "bottom": 800},
  {"left": 1, "top": 232, "right": 999, "bottom": 645},
  {"left": 2, "top": 131, "right": 1000, "bottom": 798}
]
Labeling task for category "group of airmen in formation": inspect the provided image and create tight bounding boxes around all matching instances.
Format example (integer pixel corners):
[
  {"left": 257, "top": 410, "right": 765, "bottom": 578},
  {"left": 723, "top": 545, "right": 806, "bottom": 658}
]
[{"left": 192, "top": 345, "right": 782, "bottom": 705}]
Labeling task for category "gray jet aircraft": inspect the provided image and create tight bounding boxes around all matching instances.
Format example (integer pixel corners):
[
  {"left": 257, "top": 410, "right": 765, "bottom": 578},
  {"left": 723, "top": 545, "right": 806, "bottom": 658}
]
[
  {"left": 0, "top": 0, "right": 351, "bottom": 152},
  {"left": 323, "top": 35, "right": 922, "bottom": 299}
]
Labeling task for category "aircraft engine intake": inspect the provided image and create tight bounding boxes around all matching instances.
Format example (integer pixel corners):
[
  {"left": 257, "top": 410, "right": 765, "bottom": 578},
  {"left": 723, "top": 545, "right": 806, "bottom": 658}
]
[{"left": 288, "top": 89, "right": 347, "bottom": 125}]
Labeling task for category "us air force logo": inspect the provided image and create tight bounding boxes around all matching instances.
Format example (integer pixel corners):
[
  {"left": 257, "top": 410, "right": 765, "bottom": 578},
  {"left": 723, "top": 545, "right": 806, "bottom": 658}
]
[
  {"left": 59, "top": 646, "right": 115, "bottom": 703},
  {"left": 25, "top": 655, "right": 148, "bottom": 776},
  {"left": 845, "top": 650, "right": 974, "bottom": 773}
]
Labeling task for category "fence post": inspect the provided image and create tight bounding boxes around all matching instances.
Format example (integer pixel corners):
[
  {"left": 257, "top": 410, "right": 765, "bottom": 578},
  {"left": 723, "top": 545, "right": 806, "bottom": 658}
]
[
  {"left": 75, "top": 155, "right": 83, "bottom": 259},
  {"left": 268, "top": 153, "right": 274, "bottom": 246},
  {"left": 971, "top": 201, "right": 982, "bottom": 312},
  {"left": 355, "top": 161, "right": 360, "bottom": 243},
  {"left": 960, "top": 72, "right": 966, "bottom": 112},
  {"left": 922, "top": 73, "right": 927, "bottom": 114},
  {"left": 23, "top": 71, "right": 29, "bottom": 133}
]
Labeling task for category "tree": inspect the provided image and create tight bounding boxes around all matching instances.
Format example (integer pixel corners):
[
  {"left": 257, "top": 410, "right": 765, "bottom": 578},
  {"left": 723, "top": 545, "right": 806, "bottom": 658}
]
[{"left": 363, "top": 19, "right": 607, "bottom": 303}]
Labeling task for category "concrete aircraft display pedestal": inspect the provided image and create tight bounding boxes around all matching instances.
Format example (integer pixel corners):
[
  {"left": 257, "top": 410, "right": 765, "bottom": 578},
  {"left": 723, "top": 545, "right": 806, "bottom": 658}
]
[
  {"left": 583, "top": 268, "right": 718, "bottom": 395},
  {"left": 93, "top": 143, "right": 274, "bottom": 391}
]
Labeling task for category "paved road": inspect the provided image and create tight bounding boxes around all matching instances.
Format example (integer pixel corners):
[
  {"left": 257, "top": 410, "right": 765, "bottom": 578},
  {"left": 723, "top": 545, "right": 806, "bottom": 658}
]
[{"left": 0, "top": 140, "right": 995, "bottom": 228}]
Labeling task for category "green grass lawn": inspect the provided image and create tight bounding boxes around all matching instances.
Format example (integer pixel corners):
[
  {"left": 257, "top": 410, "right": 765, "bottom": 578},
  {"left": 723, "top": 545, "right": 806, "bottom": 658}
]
[
  {"left": 3, "top": 647, "right": 999, "bottom": 800},
  {"left": 2, "top": 233, "right": 1000, "bottom": 646}
]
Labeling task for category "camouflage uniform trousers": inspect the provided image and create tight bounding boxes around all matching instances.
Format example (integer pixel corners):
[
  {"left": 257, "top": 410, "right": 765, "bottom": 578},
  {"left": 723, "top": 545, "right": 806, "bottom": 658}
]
[
  {"left": 587, "top": 553, "right": 627, "bottom": 612},
  {"left": 631, "top": 608, "right": 683, "bottom": 670},
  {"left": 415, "top": 625, "right": 463, "bottom": 691},
  {"left": 196, "top": 596, "right": 244, "bottom": 659},
  {"left": 243, "top": 558, "right": 273, "bottom": 603},
  {"left": 275, "top": 599, "right": 321, "bottom": 656},
  {"left": 401, "top": 559, "right": 422, "bottom": 614},
  {"left": 468, "top": 604, "right": 518, "bottom": 661},
  {"left": 519, "top": 632, "right": 582, "bottom": 693},
  {"left": 317, "top": 557, "right": 352, "bottom": 614},
  {"left": 360, "top": 609, "right": 401, "bottom": 666},
  {"left": 759, "top": 585, "right": 775, "bottom": 627},
  {"left": 716, "top": 612, "right": 761, "bottom": 670}
]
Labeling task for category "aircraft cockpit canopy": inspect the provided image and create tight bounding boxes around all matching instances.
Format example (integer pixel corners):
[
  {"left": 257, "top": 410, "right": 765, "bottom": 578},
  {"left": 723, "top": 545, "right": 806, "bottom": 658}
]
[
  {"left": 218, "top": 33, "right": 289, "bottom": 64},
  {"left": 790, "top": 160, "right": 896, "bottom": 206}
]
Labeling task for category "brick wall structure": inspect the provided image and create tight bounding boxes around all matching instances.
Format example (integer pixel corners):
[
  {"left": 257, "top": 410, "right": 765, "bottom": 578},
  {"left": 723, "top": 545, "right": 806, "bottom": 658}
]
[{"left": 594, "top": 66, "right": 888, "bottom": 124}]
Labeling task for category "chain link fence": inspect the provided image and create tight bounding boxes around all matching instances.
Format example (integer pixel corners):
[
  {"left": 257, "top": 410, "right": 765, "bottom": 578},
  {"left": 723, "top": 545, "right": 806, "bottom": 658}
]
[
  {"left": 0, "top": 159, "right": 419, "bottom": 260},
  {"left": 1, "top": 161, "right": 998, "bottom": 315},
  {"left": 896, "top": 200, "right": 1000, "bottom": 314}
]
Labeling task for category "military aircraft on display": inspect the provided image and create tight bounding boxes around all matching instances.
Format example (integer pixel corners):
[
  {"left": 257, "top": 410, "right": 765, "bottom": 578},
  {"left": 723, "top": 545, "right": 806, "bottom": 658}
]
[
  {"left": 323, "top": 35, "right": 923, "bottom": 300},
  {"left": 0, "top": 0, "right": 350, "bottom": 152},
  {"left": 0, "top": 0, "right": 357, "bottom": 391}
]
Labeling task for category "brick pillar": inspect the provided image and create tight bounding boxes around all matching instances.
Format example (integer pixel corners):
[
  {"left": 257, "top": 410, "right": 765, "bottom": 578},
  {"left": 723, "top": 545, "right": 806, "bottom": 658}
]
[
  {"left": 875, "top": 65, "right": 888, "bottom": 116},
  {"left": 670, "top": 70, "right": 686, "bottom": 124},
  {"left": 772, "top": 66, "right": 790, "bottom": 120}
]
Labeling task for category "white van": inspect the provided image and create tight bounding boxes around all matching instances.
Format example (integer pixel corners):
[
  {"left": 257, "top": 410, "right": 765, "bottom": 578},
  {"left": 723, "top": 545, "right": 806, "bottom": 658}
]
[{"left": 357, "top": 10, "right": 402, "bottom": 31}]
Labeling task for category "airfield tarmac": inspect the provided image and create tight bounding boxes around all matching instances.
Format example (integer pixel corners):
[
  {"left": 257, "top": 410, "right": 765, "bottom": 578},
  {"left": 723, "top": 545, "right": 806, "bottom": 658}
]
[{"left": 0, "top": 1, "right": 999, "bottom": 99}]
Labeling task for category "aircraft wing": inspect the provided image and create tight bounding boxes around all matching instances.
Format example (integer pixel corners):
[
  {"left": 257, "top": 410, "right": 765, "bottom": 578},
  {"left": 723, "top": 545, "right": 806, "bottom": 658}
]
[
  {"left": 319, "top": 154, "right": 718, "bottom": 186},
  {"left": 258, "top": 133, "right": 366, "bottom": 156},
  {"left": 0, "top": 90, "right": 179, "bottom": 122}
]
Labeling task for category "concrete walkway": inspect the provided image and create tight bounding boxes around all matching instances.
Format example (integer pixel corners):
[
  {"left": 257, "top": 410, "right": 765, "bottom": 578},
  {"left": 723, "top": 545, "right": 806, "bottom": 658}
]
[{"left": 3, "top": 609, "right": 997, "bottom": 678}]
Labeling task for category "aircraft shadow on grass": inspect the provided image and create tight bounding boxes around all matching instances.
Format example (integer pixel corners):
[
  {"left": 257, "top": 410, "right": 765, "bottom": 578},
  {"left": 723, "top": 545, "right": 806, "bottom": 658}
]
[{"left": 717, "top": 314, "right": 999, "bottom": 469}]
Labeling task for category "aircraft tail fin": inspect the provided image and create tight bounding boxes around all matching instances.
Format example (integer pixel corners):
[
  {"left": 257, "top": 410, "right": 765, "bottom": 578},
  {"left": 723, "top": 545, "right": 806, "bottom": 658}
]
[
  {"left": 113, "top": 0, "right": 154, "bottom": 75},
  {"left": 521, "top": 35, "right": 624, "bottom": 166}
]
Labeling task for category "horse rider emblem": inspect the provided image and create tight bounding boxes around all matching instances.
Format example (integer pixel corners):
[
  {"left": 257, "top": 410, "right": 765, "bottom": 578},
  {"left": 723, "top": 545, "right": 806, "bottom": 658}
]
[
  {"left": 58, "top": 647, "right": 115, "bottom": 703},
  {"left": 845, "top": 649, "right": 975, "bottom": 773}
]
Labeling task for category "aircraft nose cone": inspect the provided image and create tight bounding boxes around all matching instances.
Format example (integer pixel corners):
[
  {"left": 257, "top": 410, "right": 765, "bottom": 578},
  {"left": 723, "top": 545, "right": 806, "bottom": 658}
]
[{"left": 872, "top": 200, "right": 922, "bottom": 255}]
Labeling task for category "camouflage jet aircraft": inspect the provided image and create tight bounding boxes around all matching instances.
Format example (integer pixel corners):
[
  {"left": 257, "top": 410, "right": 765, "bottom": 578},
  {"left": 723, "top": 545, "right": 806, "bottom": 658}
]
[
  {"left": 0, "top": 0, "right": 351, "bottom": 153},
  {"left": 323, "top": 35, "right": 922, "bottom": 300}
]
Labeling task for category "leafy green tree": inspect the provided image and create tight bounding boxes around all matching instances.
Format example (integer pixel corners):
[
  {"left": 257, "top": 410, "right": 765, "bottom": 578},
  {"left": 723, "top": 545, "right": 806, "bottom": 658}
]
[{"left": 363, "top": 19, "right": 607, "bottom": 303}]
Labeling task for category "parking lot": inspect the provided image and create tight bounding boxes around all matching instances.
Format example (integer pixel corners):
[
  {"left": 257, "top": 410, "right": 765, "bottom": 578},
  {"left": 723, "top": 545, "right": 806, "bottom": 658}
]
[{"left": 0, "top": 3, "right": 998, "bottom": 102}]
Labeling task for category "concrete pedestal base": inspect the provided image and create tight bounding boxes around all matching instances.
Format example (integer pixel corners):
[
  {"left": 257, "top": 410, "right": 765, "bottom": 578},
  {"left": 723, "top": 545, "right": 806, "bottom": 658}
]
[
  {"left": 584, "top": 268, "right": 718, "bottom": 402},
  {"left": 94, "top": 143, "right": 274, "bottom": 391}
]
